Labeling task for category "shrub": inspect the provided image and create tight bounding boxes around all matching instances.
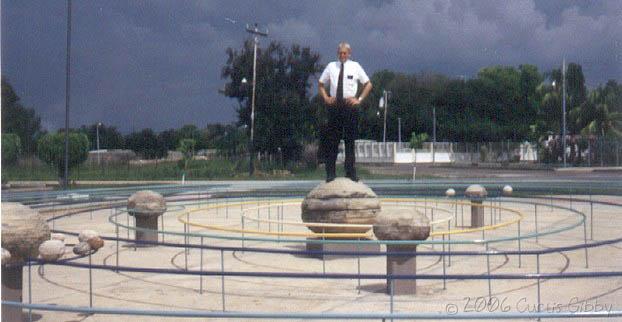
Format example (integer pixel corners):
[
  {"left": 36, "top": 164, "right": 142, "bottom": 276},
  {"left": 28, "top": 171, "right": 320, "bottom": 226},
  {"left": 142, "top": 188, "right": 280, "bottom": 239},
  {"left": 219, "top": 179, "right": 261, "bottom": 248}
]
[
  {"left": 37, "top": 132, "right": 89, "bottom": 180},
  {"left": 1, "top": 133, "right": 21, "bottom": 166}
]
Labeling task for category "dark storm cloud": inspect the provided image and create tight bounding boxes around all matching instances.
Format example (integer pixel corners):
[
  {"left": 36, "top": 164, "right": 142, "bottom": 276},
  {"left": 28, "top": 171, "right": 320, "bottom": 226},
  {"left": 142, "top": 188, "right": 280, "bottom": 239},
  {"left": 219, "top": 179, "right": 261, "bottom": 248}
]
[{"left": 2, "top": 0, "right": 620, "bottom": 132}]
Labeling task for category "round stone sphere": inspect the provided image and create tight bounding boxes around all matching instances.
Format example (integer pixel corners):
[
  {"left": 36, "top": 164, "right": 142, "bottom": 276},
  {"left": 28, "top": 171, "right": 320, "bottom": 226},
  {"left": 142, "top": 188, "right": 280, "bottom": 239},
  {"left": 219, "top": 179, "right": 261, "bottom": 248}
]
[
  {"left": 128, "top": 190, "right": 166, "bottom": 217},
  {"left": 38, "top": 240, "right": 65, "bottom": 261},
  {"left": 445, "top": 188, "right": 456, "bottom": 197},
  {"left": 373, "top": 208, "right": 431, "bottom": 241},
  {"left": 301, "top": 178, "right": 380, "bottom": 234},
  {"left": 465, "top": 184, "right": 487, "bottom": 200},
  {"left": 78, "top": 230, "right": 99, "bottom": 243},
  {"left": 503, "top": 185, "right": 513, "bottom": 196},
  {"left": 2, "top": 248, "right": 11, "bottom": 265},
  {"left": 1, "top": 202, "right": 51, "bottom": 264}
]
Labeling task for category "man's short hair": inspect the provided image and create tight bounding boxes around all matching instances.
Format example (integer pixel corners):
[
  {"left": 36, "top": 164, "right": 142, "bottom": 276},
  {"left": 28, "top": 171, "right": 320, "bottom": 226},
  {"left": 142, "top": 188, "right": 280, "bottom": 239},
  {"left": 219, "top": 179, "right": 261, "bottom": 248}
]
[{"left": 338, "top": 42, "right": 351, "bottom": 52}]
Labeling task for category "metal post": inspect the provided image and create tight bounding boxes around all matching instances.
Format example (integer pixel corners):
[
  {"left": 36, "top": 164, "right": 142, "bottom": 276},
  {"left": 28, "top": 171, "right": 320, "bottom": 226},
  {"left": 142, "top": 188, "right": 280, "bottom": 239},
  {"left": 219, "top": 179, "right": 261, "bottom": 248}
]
[
  {"left": 398, "top": 117, "right": 401, "bottom": 145},
  {"left": 485, "top": 243, "right": 492, "bottom": 300},
  {"left": 184, "top": 224, "right": 188, "bottom": 271},
  {"left": 534, "top": 204, "right": 539, "bottom": 243},
  {"left": 442, "top": 235, "right": 447, "bottom": 290},
  {"left": 241, "top": 216, "right": 245, "bottom": 250},
  {"left": 583, "top": 220, "right": 589, "bottom": 268},
  {"left": 536, "top": 254, "right": 541, "bottom": 319},
  {"left": 383, "top": 90, "right": 388, "bottom": 143},
  {"left": 389, "top": 278, "right": 394, "bottom": 317},
  {"left": 220, "top": 249, "right": 226, "bottom": 311},
  {"left": 517, "top": 221, "right": 522, "bottom": 268},
  {"left": 115, "top": 223, "right": 119, "bottom": 272},
  {"left": 589, "top": 199, "right": 594, "bottom": 240},
  {"left": 357, "top": 241, "right": 361, "bottom": 294},
  {"left": 200, "top": 236, "right": 204, "bottom": 294},
  {"left": 322, "top": 228, "right": 326, "bottom": 274},
  {"left": 447, "top": 220, "right": 452, "bottom": 266},
  {"left": 28, "top": 257, "right": 33, "bottom": 321},
  {"left": 89, "top": 252, "right": 93, "bottom": 307}
]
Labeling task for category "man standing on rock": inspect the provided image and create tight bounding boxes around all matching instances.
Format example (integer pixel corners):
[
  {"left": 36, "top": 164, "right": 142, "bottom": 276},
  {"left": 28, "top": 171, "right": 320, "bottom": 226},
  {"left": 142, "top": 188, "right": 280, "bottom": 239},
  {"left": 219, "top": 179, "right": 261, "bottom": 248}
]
[{"left": 318, "top": 42, "right": 372, "bottom": 182}]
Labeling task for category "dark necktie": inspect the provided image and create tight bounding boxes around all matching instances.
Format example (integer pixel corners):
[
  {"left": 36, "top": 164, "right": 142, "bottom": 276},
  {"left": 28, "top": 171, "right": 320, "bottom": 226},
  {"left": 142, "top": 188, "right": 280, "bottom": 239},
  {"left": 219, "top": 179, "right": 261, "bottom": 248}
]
[{"left": 336, "top": 62, "right": 344, "bottom": 101}]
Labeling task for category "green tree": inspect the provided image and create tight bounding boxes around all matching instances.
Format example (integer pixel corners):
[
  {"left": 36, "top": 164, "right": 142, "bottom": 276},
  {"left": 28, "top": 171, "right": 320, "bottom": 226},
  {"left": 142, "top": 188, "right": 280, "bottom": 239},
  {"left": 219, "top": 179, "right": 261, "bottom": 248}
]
[
  {"left": 79, "top": 123, "right": 124, "bottom": 150},
  {"left": 124, "top": 129, "right": 167, "bottom": 159},
  {"left": 158, "top": 129, "right": 179, "bottom": 152},
  {"left": 177, "top": 138, "right": 196, "bottom": 172},
  {"left": 221, "top": 40, "right": 322, "bottom": 162},
  {"left": 409, "top": 132, "right": 429, "bottom": 149},
  {"left": 1, "top": 133, "right": 21, "bottom": 166},
  {"left": 1, "top": 78, "right": 43, "bottom": 154},
  {"left": 36, "top": 132, "right": 89, "bottom": 181}
]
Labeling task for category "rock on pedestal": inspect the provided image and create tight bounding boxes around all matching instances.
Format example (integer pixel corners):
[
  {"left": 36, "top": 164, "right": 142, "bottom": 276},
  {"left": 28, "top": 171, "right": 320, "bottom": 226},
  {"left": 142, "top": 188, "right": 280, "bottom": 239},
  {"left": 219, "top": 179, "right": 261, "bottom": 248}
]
[
  {"left": 301, "top": 178, "right": 381, "bottom": 258},
  {"left": 128, "top": 190, "right": 166, "bottom": 244},
  {"left": 465, "top": 185, "right": 487, "bottom": 228},
  {"left": 1, "top": 202, "right": 51, "bottom": 322},
  {"left": 374, "top": 209, "right": 430, "bottom": 295}
]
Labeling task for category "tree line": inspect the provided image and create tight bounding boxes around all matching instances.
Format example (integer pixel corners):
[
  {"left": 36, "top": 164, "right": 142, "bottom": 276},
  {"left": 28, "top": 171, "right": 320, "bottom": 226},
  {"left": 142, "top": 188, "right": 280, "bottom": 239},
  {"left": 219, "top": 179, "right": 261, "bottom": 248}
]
[{"left": 2, "top": 39, "right": 621, "bottom": 174}]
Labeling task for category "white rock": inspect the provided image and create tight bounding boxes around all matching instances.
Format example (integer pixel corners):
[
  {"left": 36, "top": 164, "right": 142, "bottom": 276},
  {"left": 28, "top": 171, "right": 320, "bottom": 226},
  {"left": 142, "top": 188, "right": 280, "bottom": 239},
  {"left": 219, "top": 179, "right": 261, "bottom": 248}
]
[
  {"left": 1, "top": 202, "right": 51, "bottom": 264},
  {"left": 503, "top": 185, "right": 513, "bottom": 196},
  {"left": 73, "top": 242, "right": 92, "bottom": 256},
  {"left": 38, "top": 240, "right": 65, "bottom": 261},
  {"left": 445, "top": 188, "right": 456, "bottom": 197},
  {"left": 1, "top": 248, "right": 11, "bottom": 265},
  {"left": 51, "top": 233, "right": 66, "bottom": 242},
  {"left": 465, "top": 184, "right": 488, "bottom": 199},
  {"left": 78, "top": 230, "right": 99, "bottom": 243}
]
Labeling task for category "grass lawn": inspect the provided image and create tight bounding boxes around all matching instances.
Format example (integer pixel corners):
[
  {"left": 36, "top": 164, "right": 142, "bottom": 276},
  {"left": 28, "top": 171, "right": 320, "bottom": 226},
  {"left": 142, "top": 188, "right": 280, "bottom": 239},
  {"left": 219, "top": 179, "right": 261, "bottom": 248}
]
[{"left": 2, "top": 159, "right": 424, "bottom": 182}]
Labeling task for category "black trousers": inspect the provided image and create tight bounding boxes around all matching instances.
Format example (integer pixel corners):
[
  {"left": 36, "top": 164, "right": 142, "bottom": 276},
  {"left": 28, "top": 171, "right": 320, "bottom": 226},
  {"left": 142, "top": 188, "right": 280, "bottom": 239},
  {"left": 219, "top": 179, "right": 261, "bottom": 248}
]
[{"left": 324, "top": 102, "right": 359, "bottom": 180}]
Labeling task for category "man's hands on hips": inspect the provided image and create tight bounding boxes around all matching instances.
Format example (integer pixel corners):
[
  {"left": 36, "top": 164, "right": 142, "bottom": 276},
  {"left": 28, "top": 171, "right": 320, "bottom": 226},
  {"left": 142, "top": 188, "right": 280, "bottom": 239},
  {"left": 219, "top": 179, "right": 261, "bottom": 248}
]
[
  {"left": 323, "top": 96, "right": 360, "bottom": 107},
  {"left": 346, "top": 97, "right": 360, "bottom": 106},
  {"left": 324, "top": 96, "right": 336, "bottom": 106}
]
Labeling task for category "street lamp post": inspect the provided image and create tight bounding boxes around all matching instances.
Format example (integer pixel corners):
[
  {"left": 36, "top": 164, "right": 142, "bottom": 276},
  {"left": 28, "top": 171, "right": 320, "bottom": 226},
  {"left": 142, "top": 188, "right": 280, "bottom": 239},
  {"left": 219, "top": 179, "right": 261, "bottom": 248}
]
[
  {"left": 245, "top": 23, "right": 268, "bottom": 176},
  {"left": 379, "top": 90, "right": 391, "bottom": 143},
  {"left": 398, "top": 117, "right": 402, "bottom": 145},
  {"left": 562, "top": 58, "right": 567, "bottom": 167}
]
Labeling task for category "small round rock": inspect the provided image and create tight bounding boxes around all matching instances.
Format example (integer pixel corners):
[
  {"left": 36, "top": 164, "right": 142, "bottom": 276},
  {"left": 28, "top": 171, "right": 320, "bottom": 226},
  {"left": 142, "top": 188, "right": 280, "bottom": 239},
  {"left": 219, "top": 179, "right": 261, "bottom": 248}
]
[
  {"left": 87, "top": 236, "right": 105, "bottom": 251},
  {"left": 73, "top": 242, "right": 92, "bottom": 256},
  {"left": 51, "top": 233, "right": 66, "bottom": 242},
  {"left": 445, "top": 188, "right": 456, "bottom": 197},
  {"left": 503, "top": 185, "right": 513, "bottom": 196},
  {"left": 38, "top": 240, "right": 65, "bottom": 261},
  {"left": 78, "top": 230, "right": 99, "bottom": 243}
]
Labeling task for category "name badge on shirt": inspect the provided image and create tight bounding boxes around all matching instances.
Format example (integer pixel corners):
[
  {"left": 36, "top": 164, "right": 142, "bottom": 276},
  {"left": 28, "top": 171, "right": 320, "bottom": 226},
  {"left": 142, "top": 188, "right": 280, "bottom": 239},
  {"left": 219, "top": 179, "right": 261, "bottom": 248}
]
[{"left": 347, "top": 75, "right": 354, "bottom": 79}]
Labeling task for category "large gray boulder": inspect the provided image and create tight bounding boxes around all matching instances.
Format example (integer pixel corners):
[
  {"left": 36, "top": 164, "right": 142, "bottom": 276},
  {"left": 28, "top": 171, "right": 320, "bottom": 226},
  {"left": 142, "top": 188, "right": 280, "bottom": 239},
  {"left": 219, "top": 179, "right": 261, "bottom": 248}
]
[
  {"left": 301, "top": 178, "right": 380, "bottom": 233},
  {"left": 373, "top": 208, "right": 431, "bottom": 240},
  {"left": 1, "top": 202, "right": 51, "bottom": 264}
]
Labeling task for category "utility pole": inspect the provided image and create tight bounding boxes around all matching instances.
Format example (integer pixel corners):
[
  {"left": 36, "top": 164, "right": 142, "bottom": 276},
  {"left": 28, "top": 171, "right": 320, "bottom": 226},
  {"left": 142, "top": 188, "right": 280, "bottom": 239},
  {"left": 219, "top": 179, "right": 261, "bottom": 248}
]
[
  {"left": 245, "top": 23, "right": 268, "bottom": 176},
  {"left": 64, "top": 0, "right": 72, "bottom": 189},
  {"left": 562, "top": 58, "right": 567, "bottom": 167}
]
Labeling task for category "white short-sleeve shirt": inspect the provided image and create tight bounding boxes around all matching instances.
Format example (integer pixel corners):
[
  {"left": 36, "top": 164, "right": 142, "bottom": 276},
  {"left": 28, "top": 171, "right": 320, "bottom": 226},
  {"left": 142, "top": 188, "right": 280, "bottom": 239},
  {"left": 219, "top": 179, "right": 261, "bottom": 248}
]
[{"left": 319, "top": 60, "right": 370, "bottom": 99}]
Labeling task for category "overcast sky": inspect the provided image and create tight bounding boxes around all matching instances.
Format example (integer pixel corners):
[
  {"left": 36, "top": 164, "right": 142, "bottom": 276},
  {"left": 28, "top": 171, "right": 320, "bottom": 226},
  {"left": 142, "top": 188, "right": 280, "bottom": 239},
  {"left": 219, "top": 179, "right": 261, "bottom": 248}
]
[{"left": 2, "top": 0, "right": 621, "bottom": 133}]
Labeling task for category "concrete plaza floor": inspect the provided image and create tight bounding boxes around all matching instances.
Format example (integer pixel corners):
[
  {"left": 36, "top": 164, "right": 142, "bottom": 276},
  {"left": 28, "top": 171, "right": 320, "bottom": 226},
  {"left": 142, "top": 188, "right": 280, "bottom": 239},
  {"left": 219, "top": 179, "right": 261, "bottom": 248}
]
[{"left": 13, "top": 191, "right": 621, "bottom": 322}]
